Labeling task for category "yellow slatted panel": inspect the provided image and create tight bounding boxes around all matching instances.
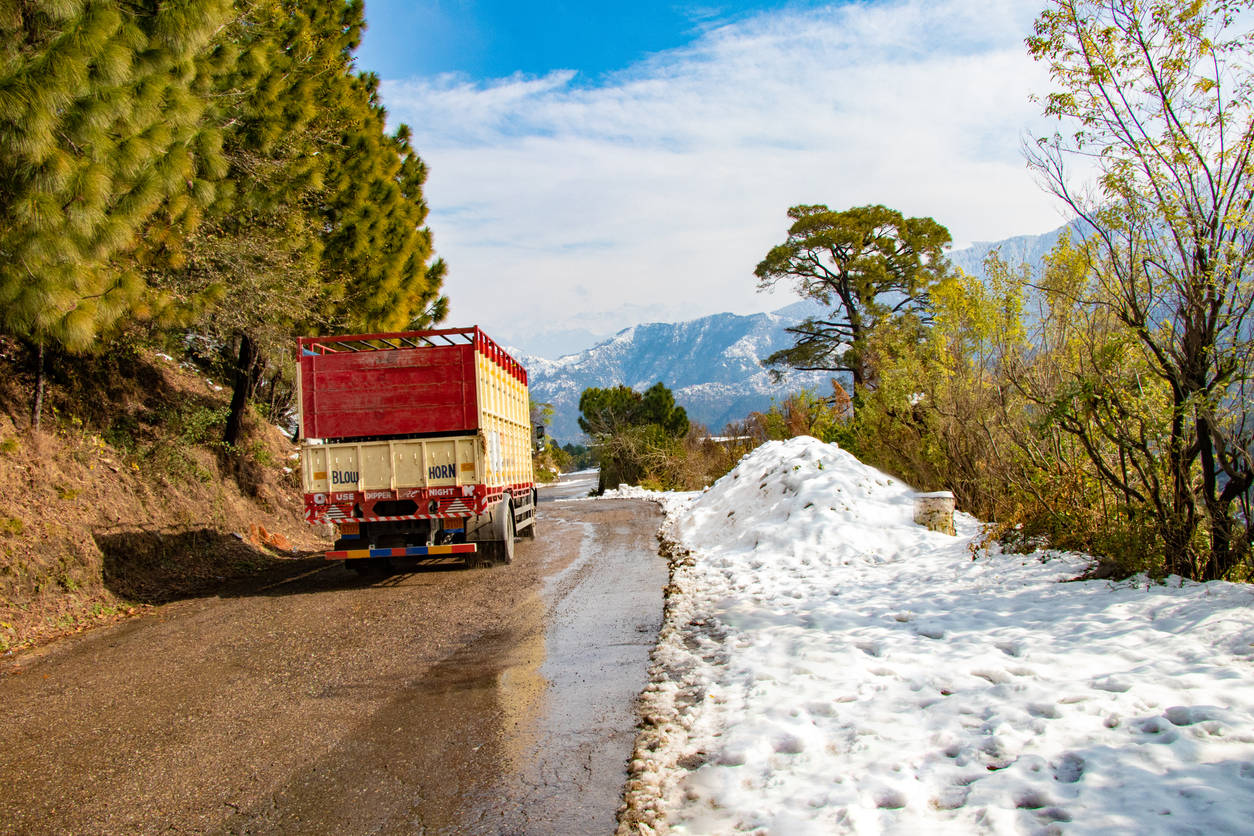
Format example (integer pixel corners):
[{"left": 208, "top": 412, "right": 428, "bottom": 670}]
[{"left": 473, "top": 347, "right": 533, "bottom": 488}]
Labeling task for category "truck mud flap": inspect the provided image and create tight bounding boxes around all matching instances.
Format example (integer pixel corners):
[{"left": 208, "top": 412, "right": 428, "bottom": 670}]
[{"left": 326, "top": 544, "right": 478, "bottom": 560}]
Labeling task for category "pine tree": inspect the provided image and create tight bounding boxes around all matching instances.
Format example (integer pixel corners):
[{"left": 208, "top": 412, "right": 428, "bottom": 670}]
[
  {"left": 153, "top": 0, "right": 338, "bottom": 445},
  {"left": 755, "top": 205, "right": 951, "bottom": 396},
  {"left": 313, "top": 67, "right": 448, "bottom": 334},
  {"left": 156, "top": 0, "right": 448, "bottom": 445},
  {"left": 0, "top": 0, "right": 233, "bottom": 427}
]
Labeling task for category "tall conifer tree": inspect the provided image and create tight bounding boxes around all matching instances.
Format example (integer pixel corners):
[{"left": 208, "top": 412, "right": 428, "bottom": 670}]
[
  {"left": 159, "top": 0, "right": 448, "bottom": 444},
  {"left": 0, "top": 0, "right": 233, "bottom": 426},
  {"left": 314, "top": 68, "right": 448, "bottom": 333}
]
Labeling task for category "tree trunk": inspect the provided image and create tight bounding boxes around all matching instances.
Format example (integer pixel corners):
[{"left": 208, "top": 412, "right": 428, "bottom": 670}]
[
  {"left": 1159, "top": 395, "right": 1201, "bottom": 579},
  {"left": 1205, "top": 509, "right": 1233, "bottom": 582},
  {"left": 1196, "top": 415, "right": 1226, "bottom": 580},
  {"left": 224, "top": 333, "right": 263, "bottom": 447},
  {"left": 30, "top": 341, "right": 45, "bottom": 432}
]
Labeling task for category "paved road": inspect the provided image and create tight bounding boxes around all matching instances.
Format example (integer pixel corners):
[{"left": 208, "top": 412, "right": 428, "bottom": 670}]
[{"left": 0, "top": 473, "right": 665, "bottom": 834}]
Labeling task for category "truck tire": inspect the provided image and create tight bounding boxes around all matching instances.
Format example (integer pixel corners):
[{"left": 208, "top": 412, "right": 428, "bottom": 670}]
[
  {"left": 474, "top": 499, "right": 515, "bottom": 567},
  {"left": 495, "top": 500, "right": 516, "bottom": 565}
]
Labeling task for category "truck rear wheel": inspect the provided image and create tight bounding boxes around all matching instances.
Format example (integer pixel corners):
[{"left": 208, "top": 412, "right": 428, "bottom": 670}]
[
  {"left": 474, "top": 500, "right": 515, "bottom": 567},
  {"left": 495, "top": 502, "right": 515, "bottom": 565}
]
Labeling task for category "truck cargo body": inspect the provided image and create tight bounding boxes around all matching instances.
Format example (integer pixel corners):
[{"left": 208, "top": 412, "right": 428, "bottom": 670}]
[{"left": 298, "top": 327, "right": 535, "bottom": 568}]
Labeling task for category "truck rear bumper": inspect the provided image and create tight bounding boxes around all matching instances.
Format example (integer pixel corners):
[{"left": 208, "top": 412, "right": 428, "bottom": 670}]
[
  {"left": 303, "top": 483, "right": 534, "bottom": 526},
  {"left": 327, "top": 544, "right": 479, "bottom": 560}
]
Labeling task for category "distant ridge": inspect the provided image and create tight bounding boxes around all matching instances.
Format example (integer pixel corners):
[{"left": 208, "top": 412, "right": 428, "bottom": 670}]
[{"left": 948, "top": 219, "right": 1085, "bottom": 277}]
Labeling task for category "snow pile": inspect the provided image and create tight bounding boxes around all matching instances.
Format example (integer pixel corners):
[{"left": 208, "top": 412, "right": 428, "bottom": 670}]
[{"left": 621, "top": 437, "right": 1254, "bottom": 835}]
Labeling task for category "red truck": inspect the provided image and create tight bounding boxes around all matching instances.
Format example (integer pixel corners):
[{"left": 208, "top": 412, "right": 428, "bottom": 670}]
[{"left": 297, "top": 327, "right": 536, "bottom": 571}]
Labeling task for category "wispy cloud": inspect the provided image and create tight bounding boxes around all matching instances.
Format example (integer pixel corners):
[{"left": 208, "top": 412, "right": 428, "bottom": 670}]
[{"left": 381, "top": 0, "right": 1068, "bottom": 354}]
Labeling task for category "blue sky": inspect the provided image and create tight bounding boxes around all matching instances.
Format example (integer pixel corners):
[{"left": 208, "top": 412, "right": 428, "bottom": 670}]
[
  {"left": 355, "top": 1, "right": 1069, "bottom": 357},
  {"left": 357, "top": 1, "right": 805, "bottom": 81}
]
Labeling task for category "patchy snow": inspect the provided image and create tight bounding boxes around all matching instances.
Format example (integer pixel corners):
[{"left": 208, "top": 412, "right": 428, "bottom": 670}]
[
  {"left": 620, "top": 436, "right": 1254, "bottom": 835},
  {"left": 602, "top": 484, "right": 701, "bottom": 515}
]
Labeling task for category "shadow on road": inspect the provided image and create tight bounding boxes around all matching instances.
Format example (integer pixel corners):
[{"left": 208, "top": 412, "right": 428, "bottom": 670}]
[
  {"left": 93, "top": 527, "right": 474, "bottom": 605},
  {"left": 94, "top": 471, "right": 602, "bottom": 606}
]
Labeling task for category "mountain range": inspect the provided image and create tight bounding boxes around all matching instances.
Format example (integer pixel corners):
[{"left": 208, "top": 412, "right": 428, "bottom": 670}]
[
  {"left": 520, "top": 223, "right": 1070, "bottom": 443},
  {"left": 520, "top": 301, "right": 834, "bottom": 442}
]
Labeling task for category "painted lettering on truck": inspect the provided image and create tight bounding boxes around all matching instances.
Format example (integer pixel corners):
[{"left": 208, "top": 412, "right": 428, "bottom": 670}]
[
  {"left": 331, "top": 470, "right": 359, "bottom": 485},
  {"left": 428, "top": 463, "right": 456, "bottom": 480}
]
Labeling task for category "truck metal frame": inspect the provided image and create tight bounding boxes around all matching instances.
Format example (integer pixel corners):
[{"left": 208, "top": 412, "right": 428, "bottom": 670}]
[{"left": 297, "top": 327, "right": 536, "bottom": 570}]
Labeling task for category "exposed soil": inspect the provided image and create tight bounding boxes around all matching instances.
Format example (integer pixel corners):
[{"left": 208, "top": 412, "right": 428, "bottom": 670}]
[{"left": 0, "top": 486, "right": 665, "bottom": 835}]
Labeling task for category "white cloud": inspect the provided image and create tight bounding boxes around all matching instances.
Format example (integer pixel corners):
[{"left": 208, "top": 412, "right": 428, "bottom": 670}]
[{"left": 381, "top": 0, "right": 1069, "bottom": 355}]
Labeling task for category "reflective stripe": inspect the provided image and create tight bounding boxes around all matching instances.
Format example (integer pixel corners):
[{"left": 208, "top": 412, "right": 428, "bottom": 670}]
[{"left": 326, "top": 544, "right": 478, "bottom": 560}]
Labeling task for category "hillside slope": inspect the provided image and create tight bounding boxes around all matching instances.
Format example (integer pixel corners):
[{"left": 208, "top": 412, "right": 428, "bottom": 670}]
[{"left": 0, "top": 340, "right": 325, "bottom": 653}]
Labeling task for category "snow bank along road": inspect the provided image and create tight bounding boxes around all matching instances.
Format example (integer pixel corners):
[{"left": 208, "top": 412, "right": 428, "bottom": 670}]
[
  {"left": 616, "top": 437, "right": 1254, "bottom": 835},
  {"left": 0, "top": 473, "right": 666, "bottom": 835}
]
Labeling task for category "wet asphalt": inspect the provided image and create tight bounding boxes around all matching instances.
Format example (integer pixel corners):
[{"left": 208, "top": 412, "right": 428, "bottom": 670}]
[{"left": 0, "top": 472, "right": 666, "bottom": 834}]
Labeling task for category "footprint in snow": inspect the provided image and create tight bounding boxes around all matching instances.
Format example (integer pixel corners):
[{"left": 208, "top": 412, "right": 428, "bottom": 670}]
[
  {"left": 1052, "top": 753, "right": 1085, "bottom": 783},
  {"left": 931, "top": 785, "right": 969, "bottom": 810},
  {"left": 980, "top": 736, "right": 1009, "bottom": 759},
  {"left": 994, "top": 640, "right": 1024, "bottom": 657},
  {"left": 1135, "top": 716, "right": 1180, "bottom": 743},
  {"left": 1028, "top": 702, "right": 1061, "bottom": 719},
  {"left": 1092, "top": 675, "right": 1132, "bottom": 693},
  {"left": 1163, "top": 705, "right": 1227, "bottom": 726},
  {"left": 1015, "top": 789, "right": 1054, "bottom": 810},
  {"left": 855, "top": 641, "right": 882, "bottom": 657},
  {"left": 915, "top": 625, "right": 946, "bottom": 640},
  {"left": 875, "top": 789, "right": 907, "bottom": 809},
  {"left": 805, "top": 701, "right": 837, "bottom": 718},
  {"left": 1036, "top": 807, "right": 1073, "bottom": 823},
  {"left": 773, "top": 733, "right": 805, "bottom": 755}
]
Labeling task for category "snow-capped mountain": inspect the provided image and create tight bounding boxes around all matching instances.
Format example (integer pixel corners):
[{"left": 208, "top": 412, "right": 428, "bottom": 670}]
[{"left": 522, "top": 301, "right": 834, "bottom": 442}]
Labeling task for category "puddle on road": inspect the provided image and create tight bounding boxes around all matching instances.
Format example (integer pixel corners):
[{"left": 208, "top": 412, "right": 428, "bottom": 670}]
[
  {"left": 214, "top": 600, "right": 554, "bottom": 835},
  {"left": 415, "top": 616, "right": 548, "bottom": 778},
  {"left": 447, "top": 501, "right": 666, "bottom": 835}
]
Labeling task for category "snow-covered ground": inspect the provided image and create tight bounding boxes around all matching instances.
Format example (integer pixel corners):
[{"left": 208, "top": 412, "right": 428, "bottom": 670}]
[{"left": 615, "top": 437, "right": 1254, "bottom": 835}]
